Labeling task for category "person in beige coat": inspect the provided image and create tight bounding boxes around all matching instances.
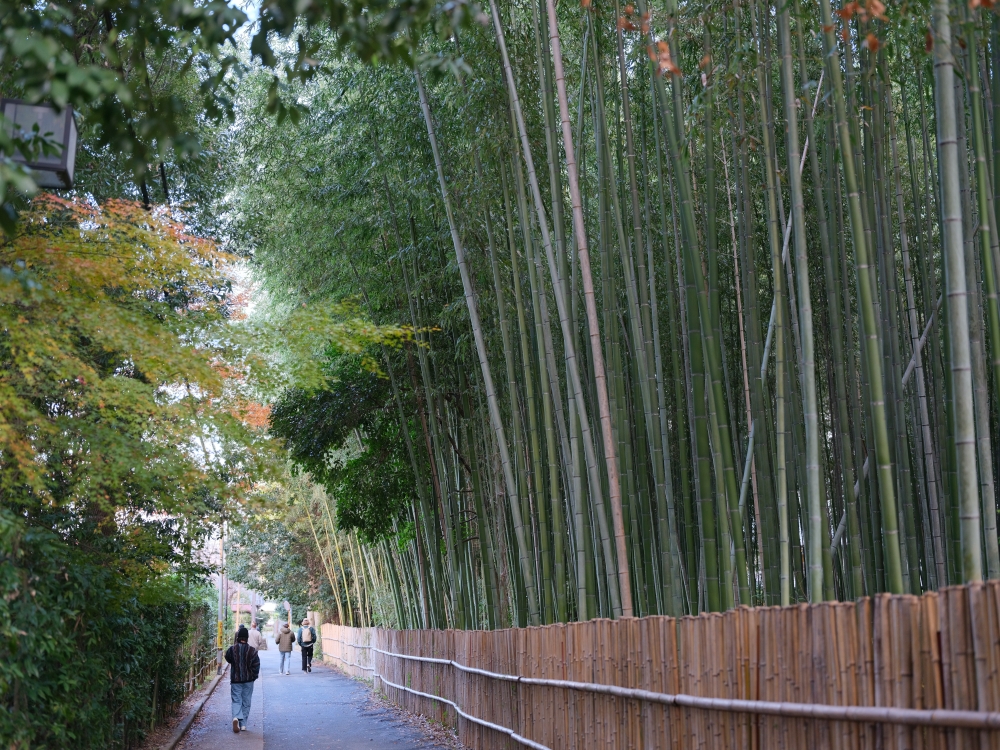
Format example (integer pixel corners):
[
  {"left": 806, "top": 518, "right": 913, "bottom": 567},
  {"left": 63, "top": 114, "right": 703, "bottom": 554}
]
[
  {"left": 247, "top": 621, "right": 266, "bottom": 651},
  {"left": 275, "top": 622, "right": 295, "bottom": 675}
]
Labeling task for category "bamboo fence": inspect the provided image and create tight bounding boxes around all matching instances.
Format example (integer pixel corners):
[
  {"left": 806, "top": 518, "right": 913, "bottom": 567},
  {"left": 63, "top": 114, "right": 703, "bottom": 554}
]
[
  {"left": 320, "top": 581, "right": 1000, "bottom": 748},
  {"left": 183, "top": 648, "right": 217, "bottom": 698}
]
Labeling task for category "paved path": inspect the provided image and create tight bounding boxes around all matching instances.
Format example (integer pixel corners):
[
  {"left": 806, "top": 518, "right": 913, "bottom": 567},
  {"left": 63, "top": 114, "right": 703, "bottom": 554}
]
[{"left": 178, "top": 635, "right": 453, "bottom": 750}]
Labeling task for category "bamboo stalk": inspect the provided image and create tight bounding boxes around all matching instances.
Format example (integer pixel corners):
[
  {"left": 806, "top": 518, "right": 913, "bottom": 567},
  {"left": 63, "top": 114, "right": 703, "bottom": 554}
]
[
  {"left": 963, "top": 8, "right": 1000, "bottom": 579},
  {"left": 537, "top": 0, "right": 632, "bottom": 616},
  {"left": 414, "top": 66, "right": 542, "bottom": 621},
  {"left": 305, "top": 504, "right": 346, "bottom": 625},
  {"left": 817, "top": 0, "right": 904, "bottom": 593},
  {"left": 891, "top": 48, "right": 946, "bottom": 592},
  {"left": 932, "top": 0, "right": 984, "bottom": 584},
  {"left": 777, "top": 0, "right": 822, "bottom": 603}
]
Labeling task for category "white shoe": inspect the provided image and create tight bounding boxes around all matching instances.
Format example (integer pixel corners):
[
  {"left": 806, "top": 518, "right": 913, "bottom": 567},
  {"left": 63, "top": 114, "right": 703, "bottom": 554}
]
[{"left": 232, "top": 718, "right": 240, "bottom": 734}]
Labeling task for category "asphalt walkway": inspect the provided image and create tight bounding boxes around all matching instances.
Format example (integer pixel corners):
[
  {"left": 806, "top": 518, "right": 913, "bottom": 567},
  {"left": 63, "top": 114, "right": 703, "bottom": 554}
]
[{"left": 178, "top": 633, "right": 453, "bottom": 750}]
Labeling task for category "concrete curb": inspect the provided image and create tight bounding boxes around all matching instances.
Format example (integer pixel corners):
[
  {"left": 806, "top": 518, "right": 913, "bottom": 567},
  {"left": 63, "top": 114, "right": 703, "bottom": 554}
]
[{"left": 158, "top": 664, "right": 228, "bottom": 750}]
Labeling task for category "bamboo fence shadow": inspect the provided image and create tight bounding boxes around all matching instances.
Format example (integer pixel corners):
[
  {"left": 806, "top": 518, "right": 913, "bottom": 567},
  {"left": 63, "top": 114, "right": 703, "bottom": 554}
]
[{"left": 320, "top": 581, "right": 1000, "bottom": 749}]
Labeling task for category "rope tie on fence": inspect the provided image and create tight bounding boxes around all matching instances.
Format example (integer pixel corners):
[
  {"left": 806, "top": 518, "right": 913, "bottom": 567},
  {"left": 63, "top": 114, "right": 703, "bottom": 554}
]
[{"left": 322, "top": 634, "right": 1000, "bottom": 734}]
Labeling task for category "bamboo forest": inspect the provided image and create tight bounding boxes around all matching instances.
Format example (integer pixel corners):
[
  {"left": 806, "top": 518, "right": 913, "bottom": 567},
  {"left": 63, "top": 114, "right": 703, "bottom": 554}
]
[
  {"left": 9, "top": 0, "right": 1000, "bottom": 746},
  {"left": 252, "top": 0, "right": 1000, "bottom": 629}
]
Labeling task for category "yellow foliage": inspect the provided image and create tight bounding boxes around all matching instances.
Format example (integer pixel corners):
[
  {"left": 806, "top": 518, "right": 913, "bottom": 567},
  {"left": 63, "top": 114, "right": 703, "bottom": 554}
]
[{"left": 0, "top": 195, "right": 264, "bottom": 507}]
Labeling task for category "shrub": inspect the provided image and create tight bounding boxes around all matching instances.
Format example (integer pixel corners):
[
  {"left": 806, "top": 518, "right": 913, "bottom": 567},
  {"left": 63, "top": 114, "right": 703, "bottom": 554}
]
[{"left": 0, "top": 509, "right": 208, "bottom": 749}]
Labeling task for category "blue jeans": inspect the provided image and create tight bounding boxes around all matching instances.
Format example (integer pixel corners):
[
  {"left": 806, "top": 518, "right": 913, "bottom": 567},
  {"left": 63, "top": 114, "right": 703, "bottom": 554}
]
[
  {"left": 279, "top": 651, "right": 293, "bottom": 673},
  {"left": 231, "top": 681, "right": 254, "bottom": 722}
]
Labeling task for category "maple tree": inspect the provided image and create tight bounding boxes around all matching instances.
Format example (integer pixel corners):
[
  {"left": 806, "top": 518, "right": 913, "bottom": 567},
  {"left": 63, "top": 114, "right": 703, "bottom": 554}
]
[
  {"left": 0, "top": 191, "right": 415, "bottom": 746},
  {"left": 0, "top": 195, "right": 269, "bottom": 518},
  {"left": 0, "top": 195, "right": 270, "bottom": 748}
]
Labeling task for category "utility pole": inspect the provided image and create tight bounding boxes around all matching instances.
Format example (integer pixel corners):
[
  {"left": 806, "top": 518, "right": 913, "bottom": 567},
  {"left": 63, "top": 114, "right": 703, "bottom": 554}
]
[
  {"left": 222, "top": 522, "right": 229, "bottom": 630},
  {"left": 216, "top": 525, "right": 225, "bottom": 673}
]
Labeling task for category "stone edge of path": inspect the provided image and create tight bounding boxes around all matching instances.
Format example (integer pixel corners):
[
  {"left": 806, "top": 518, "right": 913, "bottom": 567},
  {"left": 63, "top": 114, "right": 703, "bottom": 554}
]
[{"left": 157, "top": 664, "right": 229, "bottom": 750}]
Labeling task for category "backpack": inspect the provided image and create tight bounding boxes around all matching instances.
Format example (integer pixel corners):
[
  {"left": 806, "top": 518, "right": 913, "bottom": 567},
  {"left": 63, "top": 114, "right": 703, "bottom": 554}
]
[{"left": 300, "top": 626, "right": 313, "bottom": 644}]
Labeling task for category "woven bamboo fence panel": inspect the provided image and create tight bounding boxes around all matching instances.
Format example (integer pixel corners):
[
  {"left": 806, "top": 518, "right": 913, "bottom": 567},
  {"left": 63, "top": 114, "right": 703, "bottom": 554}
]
[{"left": 320, "top": 582, "right": 1000, "bottom": 749}]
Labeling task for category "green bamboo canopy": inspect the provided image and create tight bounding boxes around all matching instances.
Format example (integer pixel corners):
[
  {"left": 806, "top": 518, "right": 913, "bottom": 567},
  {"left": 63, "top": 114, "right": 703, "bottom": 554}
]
[{"left": 245, "top": 0, "right": 1000, "bottom": 628}]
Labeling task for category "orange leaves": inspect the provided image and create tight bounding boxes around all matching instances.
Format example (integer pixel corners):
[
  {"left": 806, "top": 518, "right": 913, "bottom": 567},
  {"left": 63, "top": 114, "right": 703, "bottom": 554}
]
[
  {"left": 970, "top": 0, "right": 996, "bottom": 8},
  {"left": 234, "top": 400, "right": 272, "bottom": 430},
  {"left": 834, "top": 0, "right": 887, "bottom": 49},
  {"left": 866, "top": 0, "right": 888, "bottom": 20},
  {"left": 618, "top": 4, "right": 638, "bottom": 32},
  {"left": 649, "top": 40, "right": 681, "bottom": 77},
  {"left": 834, "top": 2, "right": 857, "bottom": 19},
  {"left": 227, "top": 288, "right": 253, "bottom": 322},
  {"left": 836, "top": 0, "right": 888, "bottom": 22},
  {"left": 21, "top": 195, "right": 233, "bottom": 306},
  {"left": 613, "top": 3, "right": 652, "bottom": 36},
  {"left": 212, "top": 361, "right": 245, "bottom": 381}
]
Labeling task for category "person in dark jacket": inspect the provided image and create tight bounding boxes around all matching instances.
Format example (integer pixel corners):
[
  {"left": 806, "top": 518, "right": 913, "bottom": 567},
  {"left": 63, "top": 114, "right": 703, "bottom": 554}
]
[
  {"left": 297, "top": 618, "right": 317, "bottom": 672},
  {"left": 224, "top": 625, "right": 260, "bottom": 733}
]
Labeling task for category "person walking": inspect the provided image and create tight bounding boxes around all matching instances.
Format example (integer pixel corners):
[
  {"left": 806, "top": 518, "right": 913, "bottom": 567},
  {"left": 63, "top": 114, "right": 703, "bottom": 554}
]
[
  {"left": 275, "top": 621, "right": 295, "bottom": 675},
  {"left": 224, "top": 625, "right": 260, "bottom": 734},
  {"left": 297, "top": 618, "right": 317, "bottom": 672},
  {"left": 247, "top": 620, "right": 265, "bottom": 651}
]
